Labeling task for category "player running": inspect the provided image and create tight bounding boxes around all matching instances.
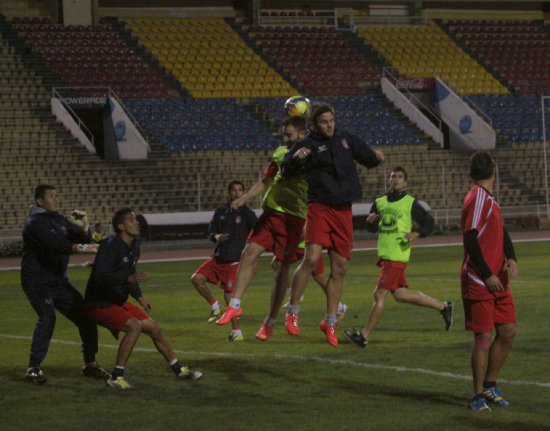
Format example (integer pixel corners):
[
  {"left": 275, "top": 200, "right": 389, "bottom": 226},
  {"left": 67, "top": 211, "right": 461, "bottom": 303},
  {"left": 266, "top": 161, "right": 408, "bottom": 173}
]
[{"left": 343, "top": 167, "right": 453, "bottom": 347}]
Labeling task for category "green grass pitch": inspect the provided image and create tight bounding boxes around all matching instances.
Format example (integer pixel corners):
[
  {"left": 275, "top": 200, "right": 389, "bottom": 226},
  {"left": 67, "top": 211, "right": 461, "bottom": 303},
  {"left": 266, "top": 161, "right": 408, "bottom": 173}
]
[{"left": 0, "top": 242, "right": 549, "bottom": 430}]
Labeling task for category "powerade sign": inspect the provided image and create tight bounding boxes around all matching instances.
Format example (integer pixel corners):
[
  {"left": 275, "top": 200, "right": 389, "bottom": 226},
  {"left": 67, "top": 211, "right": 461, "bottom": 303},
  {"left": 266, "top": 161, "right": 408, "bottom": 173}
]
[{"left": 61, "top": 97, "right": 107, "bottom": 107}]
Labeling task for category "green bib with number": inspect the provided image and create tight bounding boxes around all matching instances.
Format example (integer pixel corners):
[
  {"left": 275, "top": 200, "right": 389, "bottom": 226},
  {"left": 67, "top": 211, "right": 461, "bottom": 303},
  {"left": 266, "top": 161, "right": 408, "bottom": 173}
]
[{"left": 375, "top": 194, "right": 415, "bottom": 263}]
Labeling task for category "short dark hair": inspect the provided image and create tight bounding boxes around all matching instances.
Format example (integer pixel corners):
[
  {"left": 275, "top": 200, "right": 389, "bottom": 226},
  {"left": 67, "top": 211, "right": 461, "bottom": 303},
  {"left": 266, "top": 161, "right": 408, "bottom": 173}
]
[
  {"left": 112, "top": 207, "right": 134, "bottom": 234},
  {"left": 282, "top": 115, "right": 307, "bottom": 131},
  {"left": 391, "top": 166, "right": 408, "bottom": 181},
  {"left": 470, "top": 151, "right": 495, "bottom": 181},
  {"left": 34, "top": 184, "right": 55, "bottom": 201},
  {"left": 309, "top": 102, "right": 334, "bottom": 124},
  {"left": 227, "top": 180, "right": 244, "bottom": 193}
]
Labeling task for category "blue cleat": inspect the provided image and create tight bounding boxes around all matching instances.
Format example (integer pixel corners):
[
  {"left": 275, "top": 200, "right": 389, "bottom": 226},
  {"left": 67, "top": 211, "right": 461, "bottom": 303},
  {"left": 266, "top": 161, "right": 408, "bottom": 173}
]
[
  {"left": 470, "top": 395, "right": 491, "bottom": 411},
  {"left": 483, "top": 387, "right": 510, "bottom": 407}
]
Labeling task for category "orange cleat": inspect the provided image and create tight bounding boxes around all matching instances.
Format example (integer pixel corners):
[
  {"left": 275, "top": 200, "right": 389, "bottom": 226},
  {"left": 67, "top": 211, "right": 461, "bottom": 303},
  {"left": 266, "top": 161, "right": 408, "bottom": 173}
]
[
  {"left": 320, "top": 320, "right": 338, "bottom": 347},
  {"left": 255, "top": 323, "right": 274, "bottom": 341},
  {"left": 285, "top": 312, "right": 299, "bottom": 335},
  {"left": 215, "top": 306, "right": 242, "bottom": 325}
]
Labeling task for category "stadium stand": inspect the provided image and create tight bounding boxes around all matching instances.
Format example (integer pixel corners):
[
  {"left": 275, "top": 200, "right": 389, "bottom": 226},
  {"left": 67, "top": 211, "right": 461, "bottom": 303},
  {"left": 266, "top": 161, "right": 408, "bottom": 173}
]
[
  {"left": 357, "top": 21, "right": 508, "bottom": 95},
  {"left": 13, "top": 18, "right": 179, "bottom": 99},
  {"left": 445, "top": 19, "right": 550, "bottom": 94},
  {"left": 122, "top": 17, "right": 296, "bottom": 98},
  {"left": 249, "top": 25, "right": 381, "bottom": 96},
  {"left": 0, "top": 5, "right": 548, "bottom": 232}
]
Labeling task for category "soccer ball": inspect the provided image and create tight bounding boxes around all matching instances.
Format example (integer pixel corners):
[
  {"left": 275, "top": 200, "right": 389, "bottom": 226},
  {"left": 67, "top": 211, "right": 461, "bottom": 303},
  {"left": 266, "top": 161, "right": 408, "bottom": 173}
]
[{"left": 284, "top": 95, "right": 311, "bottom": 117}]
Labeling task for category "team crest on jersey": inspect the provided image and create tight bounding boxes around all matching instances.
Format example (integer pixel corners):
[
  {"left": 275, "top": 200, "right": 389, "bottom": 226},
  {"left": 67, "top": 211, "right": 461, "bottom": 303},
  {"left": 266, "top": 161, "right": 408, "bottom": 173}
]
[
  {"left": 341, "top": 138, "right": 349, "bottom": 150},
  {"left": 235, "top": 215, "right": 242, "bottom": 224}
]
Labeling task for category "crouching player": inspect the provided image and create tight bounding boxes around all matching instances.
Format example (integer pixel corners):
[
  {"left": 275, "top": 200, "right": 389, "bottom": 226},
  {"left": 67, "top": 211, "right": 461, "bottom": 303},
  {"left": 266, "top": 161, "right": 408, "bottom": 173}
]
[{"left": 85, "top": 208, "right": 202, "bottom": 389}]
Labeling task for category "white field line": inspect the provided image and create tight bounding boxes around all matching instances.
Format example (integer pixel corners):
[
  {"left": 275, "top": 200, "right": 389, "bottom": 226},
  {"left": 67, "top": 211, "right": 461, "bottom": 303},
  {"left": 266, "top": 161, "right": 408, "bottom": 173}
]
[
  {"left": 2, "top": 236, "right": 548, "bottom": 272},
  {"left": 1, "top": 333, "right": 549, "bottom": 388}
]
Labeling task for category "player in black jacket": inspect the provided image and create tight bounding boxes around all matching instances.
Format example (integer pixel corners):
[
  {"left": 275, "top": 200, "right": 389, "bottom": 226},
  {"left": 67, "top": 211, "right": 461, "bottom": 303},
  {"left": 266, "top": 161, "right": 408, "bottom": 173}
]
[
  {"left": 21, "top": 184, "right": 108, "bottom": 384},
  {"left": 191, "top": 181, "right": 257, "bottom": 341},
  {"left": 85, "top": 208, "right": 202, "bottom": 389},
  {"left": 281, "top": 102, "right": 385, "bottom": 346}
]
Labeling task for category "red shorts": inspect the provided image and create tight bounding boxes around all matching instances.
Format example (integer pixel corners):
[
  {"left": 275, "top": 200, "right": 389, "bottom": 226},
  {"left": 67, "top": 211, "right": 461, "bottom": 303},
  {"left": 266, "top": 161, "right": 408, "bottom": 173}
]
[
  {"left": 193, "top": 257, "right": 239, "bottom": 293},
  {"left": 376, "top": 259, "right": 408, "bottom": 291},
  {"left": 86, "top": 302, "right": 149, "bottom": 339},
  {"left": 463, "top": 294, "right": 516, "bottom": 333},
  {"left": 248, "top": 208, "right": 305, "bottom": 263},
  {"left": 305, "top": 202, "right": 353, "bottom": 260},
  {"left": 291, "top": 247, "right": 324, "bottom": 275}
]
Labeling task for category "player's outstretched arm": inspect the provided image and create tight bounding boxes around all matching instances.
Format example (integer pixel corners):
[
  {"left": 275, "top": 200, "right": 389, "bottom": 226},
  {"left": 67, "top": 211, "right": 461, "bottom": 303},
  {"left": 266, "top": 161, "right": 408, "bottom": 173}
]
[{"left": 231, "top": 177, "right": 273, "bottom": 210}]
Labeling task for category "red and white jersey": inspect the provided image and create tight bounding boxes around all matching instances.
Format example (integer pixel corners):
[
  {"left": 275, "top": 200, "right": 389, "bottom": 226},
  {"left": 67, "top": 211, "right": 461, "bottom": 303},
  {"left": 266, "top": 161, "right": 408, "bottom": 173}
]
[{"left": 461, "top": 185, "right": 507, "bottom": 299}]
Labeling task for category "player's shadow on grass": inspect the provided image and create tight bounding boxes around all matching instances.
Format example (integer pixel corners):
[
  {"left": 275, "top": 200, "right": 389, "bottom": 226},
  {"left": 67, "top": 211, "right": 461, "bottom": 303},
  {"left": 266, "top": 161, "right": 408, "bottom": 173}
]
[
  {"left": 195, "top": 358, "right": 309, "bottom": 385},
  {"left": 334, "top": 379, "right": 465, "bottom": 407}
]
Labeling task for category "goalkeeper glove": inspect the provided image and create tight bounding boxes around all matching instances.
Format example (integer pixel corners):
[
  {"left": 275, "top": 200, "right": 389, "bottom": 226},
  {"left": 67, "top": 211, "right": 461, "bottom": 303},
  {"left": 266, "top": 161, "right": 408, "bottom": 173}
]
[
  {"left": 77, "top": 243, "right": 98, "bottom": 253},
  {"left": 69, "top": 210, "right": 89, "bottom": 232}
]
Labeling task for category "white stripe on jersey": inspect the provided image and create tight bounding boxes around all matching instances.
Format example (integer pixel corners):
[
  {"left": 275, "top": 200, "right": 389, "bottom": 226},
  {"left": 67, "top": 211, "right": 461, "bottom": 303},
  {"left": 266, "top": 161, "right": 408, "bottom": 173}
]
[
  {"left": 467, "top": 270, "right": 485, "bottom": 287},
  {"left": 472, "top": 187, "right": 486, "bottom": 230}
]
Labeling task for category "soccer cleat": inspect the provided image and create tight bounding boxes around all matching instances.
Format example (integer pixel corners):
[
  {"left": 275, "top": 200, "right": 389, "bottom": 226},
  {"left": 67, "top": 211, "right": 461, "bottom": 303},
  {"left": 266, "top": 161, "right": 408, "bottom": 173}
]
[
  {"left": 26, "top": 367, "right": 47, "bottom": 384},
  {"left": 337, "top": 303, "right": 348, "bottom": 321},
  {"left": 470, "top": 395, "right": 491, "bottom": 411},
  {"left": 178, "top": 366, "right": 203, "bottom": 381},
  {"left": 107, "top": 376, "right": 132, "bottom": 389},
  {"left": 320, "top": 320, "right": 338, "bottom": 347},
  {"left": 227, "top": 333, "right": 244, "bottom": 342},
  {"left": 207, "top": 308, "right": 221, "bottom": 323},
  {"left": 216, "top": 306, "right": 242, "bottom": 325},
  {"left": 82, "top": 365, "right": 111, "bottom": 381},
  {"left": 441, "top": 301, "right": 454, "bottom": 331},
  {"left": 482, "top": 387, "right": 510, "bottom": 407},
  {"left": 343, "top": 329, "right": 368, "bottom": 348},
  {"left": 285, "top": 312, "right": 299, "bottom": 335},
  {"left": 255, "top": 323, "right": 274, "bottom": 341}
]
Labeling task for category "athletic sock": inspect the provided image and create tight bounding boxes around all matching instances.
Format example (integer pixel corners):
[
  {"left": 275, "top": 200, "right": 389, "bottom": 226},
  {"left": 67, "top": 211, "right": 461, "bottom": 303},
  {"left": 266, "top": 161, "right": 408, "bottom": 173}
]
[
  {"left": 326, "top": 314, "right": 337, "bottom": 325},
  {"left": 288, "top": 305, "right": 300, "bottom": 315},
  {"left": 483, "top": 381, "right": 496, "bottom": 389},
  {"left": 231, "top": 329, "right": 243, "bottom": 337},
  {"left": 170, "top": 359, "right": 182, "bottom": 375},
  {"left": 210, "top": 300, "right": 220, "bottom": 311},
  {"left": 265, "top": 317, "right": 276, "bottom": 328},
  {"left": 112, "top": 366, "right": 125, "bottom": 379},
  {"left": 228, "top": 298, "right": 241, "bottom": 309}
]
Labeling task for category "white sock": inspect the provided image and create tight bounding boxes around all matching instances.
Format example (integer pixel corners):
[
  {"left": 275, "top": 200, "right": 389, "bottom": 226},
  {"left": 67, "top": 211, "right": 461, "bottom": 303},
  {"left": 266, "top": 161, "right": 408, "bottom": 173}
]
[
  {"left": 232, "top": 329, "right": 243, "bottom": 336},
  {"left": 211, "top": 301, "right": 220, "bottom": 311},
  {"left": 229, "top": 298, "right": 241, "bottom": 309},
  {"left": 265, "top": 317, "right": 276, "bottom": 328}
]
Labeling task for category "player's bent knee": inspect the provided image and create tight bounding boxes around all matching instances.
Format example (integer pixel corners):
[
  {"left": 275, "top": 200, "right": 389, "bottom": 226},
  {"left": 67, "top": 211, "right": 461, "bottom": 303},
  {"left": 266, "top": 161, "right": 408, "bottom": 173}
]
[
  {"left": 141, "top": 318, "right": 162, "bottom": 336},
  {"left": 123, "top": 317, "right": 142, "bottom": 333}
]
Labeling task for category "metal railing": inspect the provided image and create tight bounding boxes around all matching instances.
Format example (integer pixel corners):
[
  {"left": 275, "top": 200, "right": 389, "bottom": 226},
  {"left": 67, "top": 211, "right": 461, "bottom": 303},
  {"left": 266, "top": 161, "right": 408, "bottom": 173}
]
[
  {"left": 382, "top": 67, "right": 442, "bottom": 131},
  {"left": 51, "top": 87, "right": 95, "bottom": 146},
  {"left": 52, "top": 86, "right": 149, "bottom": 146}
]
